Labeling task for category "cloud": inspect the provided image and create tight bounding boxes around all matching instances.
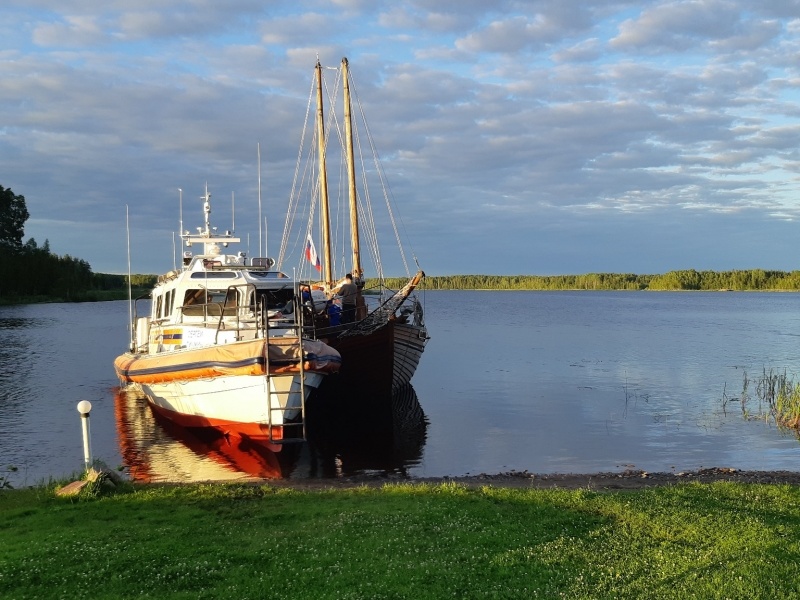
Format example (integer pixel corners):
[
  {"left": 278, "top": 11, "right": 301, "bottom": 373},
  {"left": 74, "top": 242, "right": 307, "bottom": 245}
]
[
  {"left": 4, "top": 0, "right": 800, "bottom": 276},
  {"left": 612, "top": 0, "right": 743, "bottom": 51},
  {"left": 33, "top": 15, "right": 110, "bottom": 47}
]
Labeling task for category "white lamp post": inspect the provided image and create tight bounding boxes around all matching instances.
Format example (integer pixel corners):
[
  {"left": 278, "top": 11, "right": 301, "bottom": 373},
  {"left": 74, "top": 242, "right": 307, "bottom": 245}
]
[{"left": 77, "top": 400, "right": 93, "bottom": 470}]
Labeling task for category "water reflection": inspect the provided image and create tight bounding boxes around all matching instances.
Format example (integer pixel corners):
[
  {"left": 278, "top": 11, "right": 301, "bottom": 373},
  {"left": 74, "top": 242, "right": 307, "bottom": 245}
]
[
  {"left": 115, "top": 388, "right": 296, "bottom": 482},
  {"left": 11, "top": 293, "right": 800, "bottom": 482},
  {"left": 0, "top": 316, "right": 53, "bottom": 329},
  {"left": 305, "top": 383, "right": 428, "bottom": 478},
  {"left": 0, "top": 317, "right": 50, "bottom": 403},
  {"left": 114, "top": 383, "right": 428, "bottom": 482}
]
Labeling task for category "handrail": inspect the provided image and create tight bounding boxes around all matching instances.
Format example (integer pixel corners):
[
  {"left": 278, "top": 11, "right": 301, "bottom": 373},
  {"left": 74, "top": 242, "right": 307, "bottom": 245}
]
[{"left": 214, "top": 283, "right": 259, "bottom": 344}]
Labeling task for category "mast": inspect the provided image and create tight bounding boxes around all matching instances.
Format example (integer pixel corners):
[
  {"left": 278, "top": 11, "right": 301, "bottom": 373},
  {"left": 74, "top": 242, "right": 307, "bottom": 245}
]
[
  {"left": 342, "top": 57, "right": 362, "bottom": 281},
  {"left": 257, "top": 143, "right": 262, "bottom": 257},
  {"left": 315, "top": 60, "right": 334, "bottom": 287}
]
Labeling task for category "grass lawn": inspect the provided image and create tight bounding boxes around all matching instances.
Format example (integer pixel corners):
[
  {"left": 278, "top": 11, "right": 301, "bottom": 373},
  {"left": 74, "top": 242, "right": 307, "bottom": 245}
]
[{"left": 1, "top": 481, "right": 799, "bottom": 599}]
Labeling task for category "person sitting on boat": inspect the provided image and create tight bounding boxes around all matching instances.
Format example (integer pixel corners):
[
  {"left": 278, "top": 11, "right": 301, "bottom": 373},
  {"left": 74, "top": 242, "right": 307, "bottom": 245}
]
[
  {"left": 333, "top": 273, "right": 358, "bottom": 324},
  {"left": 327, "top": 299, "right": 342, "bottom": 326}
]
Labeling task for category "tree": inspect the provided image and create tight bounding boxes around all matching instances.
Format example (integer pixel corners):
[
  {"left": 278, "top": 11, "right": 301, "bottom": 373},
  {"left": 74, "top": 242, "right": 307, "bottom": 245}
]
[{"left": 0, "top": 185, "right": 29, "bottom": 253}]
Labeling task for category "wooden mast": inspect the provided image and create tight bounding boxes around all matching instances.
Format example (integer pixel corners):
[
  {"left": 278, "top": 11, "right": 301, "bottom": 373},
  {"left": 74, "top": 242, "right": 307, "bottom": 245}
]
[
  {"left": 341, "top": 57, "right": 362, "bottom": 281},
  {"left": 315, "top": 60, "right": 334, "bottom": 287}
]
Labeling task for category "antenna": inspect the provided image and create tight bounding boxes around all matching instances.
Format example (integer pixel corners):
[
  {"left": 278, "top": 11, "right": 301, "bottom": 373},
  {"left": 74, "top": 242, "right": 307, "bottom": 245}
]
[
  {"left": 178, "top": 188, "right": 183, "bottom": 238},
  {"left": 231, "top": 191, "right": 235, "bottom": 233},
  {"left": 126, "top": 205, "right": 134, "bottom": 352},
  {"left": 202, "top": 182, "right": 211, "bottom": 236},
  {"left": 257, "top": 142, "right": 262, "bottom": 257}
]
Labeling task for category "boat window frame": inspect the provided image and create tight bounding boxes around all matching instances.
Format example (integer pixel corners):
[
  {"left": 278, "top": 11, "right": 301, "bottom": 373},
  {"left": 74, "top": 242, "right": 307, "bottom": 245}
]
[
  {"left": 154, "top": 293, "right": 163, "bottom": 320},
  {"left": 180, "top": 288, "right": 243, "bottom": 320},
  {"left": 165, "top": 289, "right": 175, "bottom": 318}
]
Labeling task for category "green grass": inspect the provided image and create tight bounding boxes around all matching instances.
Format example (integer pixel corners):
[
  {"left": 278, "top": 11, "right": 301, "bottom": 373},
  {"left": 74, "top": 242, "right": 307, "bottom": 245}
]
[{"left": 2, "top": 481, "right": 800, "bottom": 599}]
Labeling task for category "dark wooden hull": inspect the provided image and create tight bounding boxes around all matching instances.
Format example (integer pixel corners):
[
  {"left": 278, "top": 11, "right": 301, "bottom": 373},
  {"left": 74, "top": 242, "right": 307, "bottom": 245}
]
[{"left": 320, "top": 320, "right": 427, "bottom": 396}]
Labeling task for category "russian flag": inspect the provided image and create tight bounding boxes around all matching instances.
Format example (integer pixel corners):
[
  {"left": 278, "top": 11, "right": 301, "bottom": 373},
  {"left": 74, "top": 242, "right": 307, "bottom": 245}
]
[{"left": 305, "top": 235, "right": 321, "bottom": 271}]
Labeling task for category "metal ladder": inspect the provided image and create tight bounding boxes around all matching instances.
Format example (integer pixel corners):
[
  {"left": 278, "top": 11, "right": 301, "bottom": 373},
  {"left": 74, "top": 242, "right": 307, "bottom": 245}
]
[{"left": 264, "top": 289, "right": 307, "bottom": 444}]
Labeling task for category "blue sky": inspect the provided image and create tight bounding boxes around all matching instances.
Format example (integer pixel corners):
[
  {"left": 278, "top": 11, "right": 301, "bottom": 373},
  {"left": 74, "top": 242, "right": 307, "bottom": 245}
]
[{"left": 3, "top": 0, "right": 800, "bottom": 276}]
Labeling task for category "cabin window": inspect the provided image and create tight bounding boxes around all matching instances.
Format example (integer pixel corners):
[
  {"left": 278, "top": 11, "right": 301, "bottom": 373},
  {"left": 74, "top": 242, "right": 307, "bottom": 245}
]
[
  {"left": 248, "top": 271, "right": 288, "bottom": 279},
  {"left": 253, "top": 288, "right": 294, "bottom": 312},
  {"left": 182, "top": 288, "right": 238, "bottom": 317},
  {"left": 164, "top": 289, "right": 174, "bottom": 317},
  {"left": 155, "top": 294, "right": 163, "bottom": 319},
  {"left": 184, "top": 289, "right": 206, "bottom": 306},
  {"left": 182, "top": 289, "right": 207, "bottom": 317},
  {"left": 190, "top": 272, "right": 236, "bottom": 279},
  {"left": 224, "top": 288, "right": 238, "bottom": 307},
  {"left": 207, "top": 290, "right": 229, "bottom": 304}
]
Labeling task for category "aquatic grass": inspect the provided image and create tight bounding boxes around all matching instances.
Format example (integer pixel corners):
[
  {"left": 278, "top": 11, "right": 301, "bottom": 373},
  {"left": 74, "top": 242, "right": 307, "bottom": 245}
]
[
  {"left": 0, "top": 466, "right": 17, "bottom": 490},
  {"left": 776, "top": 382, "right": 800, "bottom": 429},
  {"left": 3, "top": 482, "right": 800, "bottom": 598},
  {"left": 735, "top": 368, "right": 800, "bottom": 432}
]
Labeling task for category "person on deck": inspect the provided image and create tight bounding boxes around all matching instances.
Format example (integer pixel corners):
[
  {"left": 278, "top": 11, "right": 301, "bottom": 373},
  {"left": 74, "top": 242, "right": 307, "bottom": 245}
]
[{"left": 334, "top": 273, "right": 358, "bottom": 324}]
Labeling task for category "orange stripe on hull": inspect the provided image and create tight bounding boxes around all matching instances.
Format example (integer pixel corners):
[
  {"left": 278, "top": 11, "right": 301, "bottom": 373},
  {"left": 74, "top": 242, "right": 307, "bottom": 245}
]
[
  {"left": 115, "top": 337, "right": 341, "bottom": 384},
  {"left": 117, "top": 338, "right": 273, "bottom": 384},
  {"left": 114, "top": 355, "right": 266, "bottom": 384}
]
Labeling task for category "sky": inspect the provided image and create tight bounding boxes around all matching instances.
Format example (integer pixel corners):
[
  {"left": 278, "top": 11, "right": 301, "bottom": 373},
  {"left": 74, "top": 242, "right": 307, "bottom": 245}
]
[{"left": 3, "top": 0, "right": 800, "bottom": 277}]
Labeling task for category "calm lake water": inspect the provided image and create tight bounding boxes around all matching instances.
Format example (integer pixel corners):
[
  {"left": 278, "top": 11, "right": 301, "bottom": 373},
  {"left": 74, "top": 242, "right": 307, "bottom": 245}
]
[{"left": 2, "top": 291, "right": 800, "bottom": 486}]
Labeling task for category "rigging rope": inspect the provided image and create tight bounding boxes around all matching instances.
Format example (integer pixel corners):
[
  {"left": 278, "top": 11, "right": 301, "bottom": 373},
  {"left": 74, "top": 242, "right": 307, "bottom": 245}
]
[
  {"left": 351, "top": 77, "right": 414, "bottom": 279},
  {"left": 278, "top": 60, "right": 422, "bottom": 288},
  {"left": 278, "top": 76, "right": 316, "bottom": 271}
]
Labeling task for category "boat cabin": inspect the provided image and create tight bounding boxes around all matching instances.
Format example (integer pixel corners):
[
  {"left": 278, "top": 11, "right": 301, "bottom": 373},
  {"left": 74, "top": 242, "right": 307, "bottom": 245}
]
[{"left": 134, "top": 250, "right": 303, "bottom": 354}]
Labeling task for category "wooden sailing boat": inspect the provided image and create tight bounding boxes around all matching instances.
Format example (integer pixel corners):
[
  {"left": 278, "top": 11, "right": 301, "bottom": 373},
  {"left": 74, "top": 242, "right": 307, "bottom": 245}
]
[{"left": 279, "top": 58, "right": 428, "bottom": 395}]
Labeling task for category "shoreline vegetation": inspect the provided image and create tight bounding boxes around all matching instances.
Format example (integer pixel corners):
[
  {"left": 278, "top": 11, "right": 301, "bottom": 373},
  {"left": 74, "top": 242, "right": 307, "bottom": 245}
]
[
  {"left": 730, "top": 368, "right": 800, "bottom": 434},
  {"left": 393, "top": 269, "right": 800, "bottom": 291},
  {"left": 3, "top": 478, "right": 800, "bottom": 598},
  {"left": 4, "top": 269, "right": 800, "bottom": 305},
  {"left": 0, "top": 270, "right": 153, "bottom": 305}
]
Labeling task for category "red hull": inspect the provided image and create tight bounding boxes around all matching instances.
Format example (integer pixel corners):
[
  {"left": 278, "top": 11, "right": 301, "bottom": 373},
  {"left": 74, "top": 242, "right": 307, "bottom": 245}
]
[{"left": 146, "top": 402, "right": 285, "bottom": 443}]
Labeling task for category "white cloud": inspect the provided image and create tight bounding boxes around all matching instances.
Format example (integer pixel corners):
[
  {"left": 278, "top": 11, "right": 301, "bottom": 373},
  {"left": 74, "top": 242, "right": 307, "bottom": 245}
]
[
  {"left": 4, "top": 0, "right": 800, "bottom": 275},
  {"left": 32, "top": 15, "right": 109, "bottom": 47},
  {"left": 612, "top": 0, "right": 743, "bottom": 51}
]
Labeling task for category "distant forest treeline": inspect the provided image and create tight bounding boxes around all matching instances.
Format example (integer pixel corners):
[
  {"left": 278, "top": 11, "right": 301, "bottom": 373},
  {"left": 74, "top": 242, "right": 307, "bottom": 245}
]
[
  {"left": 383, "top": 270, "right": 800, "bottom": 291},
  {"left": 0, "top": 240, "right": 156, "bottom": 303},
  {"left": 7, "top": 266, "right": 800, "bottom": 304},
  {"left": 0, "top": 183, "right": 157, "bottom": 304}
]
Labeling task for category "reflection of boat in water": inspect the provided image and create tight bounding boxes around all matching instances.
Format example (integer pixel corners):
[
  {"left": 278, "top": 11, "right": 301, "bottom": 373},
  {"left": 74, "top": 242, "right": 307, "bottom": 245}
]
[
  {"left": 114, "top": 383, "right": 427, "bottom": 482},
  {"left": 114, "top": 387, "right": 300, "bottom": 482},
  {"left": 114, "top": 188, "right": 341, "bottom": 443},
  {"left": 305, "top": 383, "right": 428, "bottom": 478}
]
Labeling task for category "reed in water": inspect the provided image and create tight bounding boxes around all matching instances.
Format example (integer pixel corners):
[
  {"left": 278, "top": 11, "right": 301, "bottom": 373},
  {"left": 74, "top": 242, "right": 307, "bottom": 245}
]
[{"left": 728, "top": 368, "right": 800, "bottom": 431}]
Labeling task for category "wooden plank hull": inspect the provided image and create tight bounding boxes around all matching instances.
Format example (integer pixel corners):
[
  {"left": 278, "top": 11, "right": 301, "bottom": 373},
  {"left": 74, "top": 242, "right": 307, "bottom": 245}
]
[
  {"left": 392, "top": 321, "right": 428, "bottom": 390},
  {"left": 322, "top": 320, "right": 427, "bottom": 395}
]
